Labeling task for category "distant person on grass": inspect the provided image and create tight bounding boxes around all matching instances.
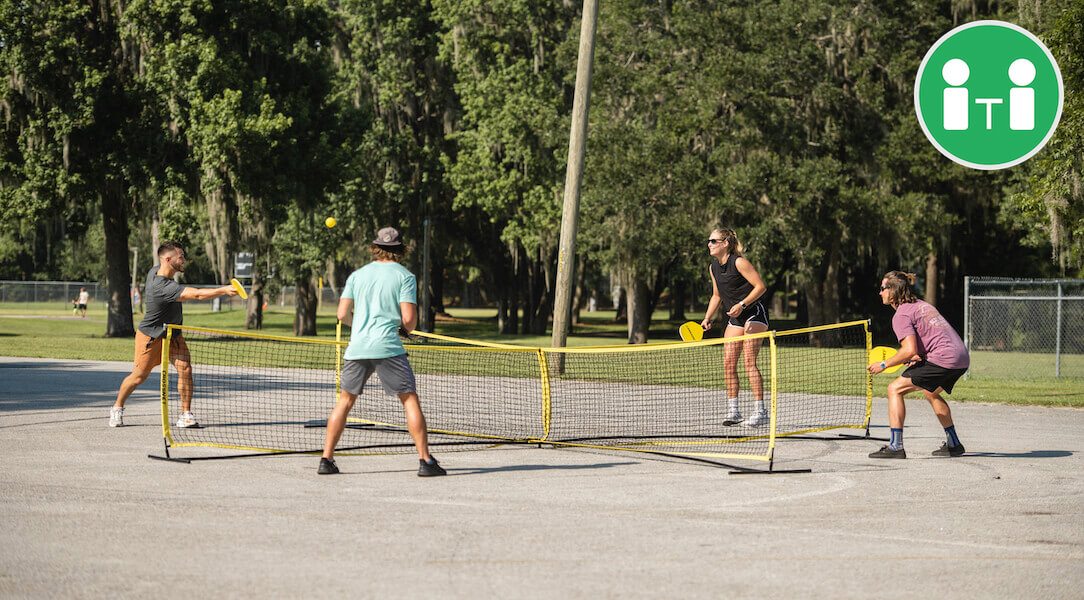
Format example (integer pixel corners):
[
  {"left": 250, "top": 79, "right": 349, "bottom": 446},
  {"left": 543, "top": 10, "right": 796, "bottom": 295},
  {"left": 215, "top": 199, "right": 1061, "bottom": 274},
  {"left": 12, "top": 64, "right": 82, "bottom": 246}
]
[
  {"left": 109, "top": 241, "right": 238, "bottom": 428},
  {"left": 318, "top": 227, "right": 446, "bottom": 477},
  {"left": 700, "top": 227, "right": 770, "bottom": 427},
  {"left": 77, "top": 287, "right": 89, "bottom": 318},
  {"left": 867, "top": 271, "right": 969, "bottom": 459}
]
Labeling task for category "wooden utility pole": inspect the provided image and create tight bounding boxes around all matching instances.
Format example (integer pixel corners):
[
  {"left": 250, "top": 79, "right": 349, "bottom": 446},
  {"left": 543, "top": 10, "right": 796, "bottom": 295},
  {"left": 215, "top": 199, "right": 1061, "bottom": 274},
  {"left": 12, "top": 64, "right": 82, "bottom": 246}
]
[{"left": 551, "top": 0, "right": 600, "bottom": 353}]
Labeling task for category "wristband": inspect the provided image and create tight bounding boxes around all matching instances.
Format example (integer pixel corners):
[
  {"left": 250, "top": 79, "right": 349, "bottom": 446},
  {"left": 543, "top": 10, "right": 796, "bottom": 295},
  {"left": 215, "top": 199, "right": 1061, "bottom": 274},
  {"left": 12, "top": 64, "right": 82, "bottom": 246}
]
[
  {"left": 879, "top": 361, "right": 887, "bottom": 370},
  {"left": 740, "top": 301, "right": 747, "bottom": 309}
]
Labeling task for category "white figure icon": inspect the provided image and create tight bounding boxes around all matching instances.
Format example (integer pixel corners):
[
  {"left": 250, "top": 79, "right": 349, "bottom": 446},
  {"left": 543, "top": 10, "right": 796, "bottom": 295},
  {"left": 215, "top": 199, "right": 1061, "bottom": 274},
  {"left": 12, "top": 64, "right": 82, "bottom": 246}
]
[
  {"left": 1008, "top": 58, "right": 1036, "bottom": 130},
  {"left": 942, "top": 58, "right": 970, "bottom": 130}
]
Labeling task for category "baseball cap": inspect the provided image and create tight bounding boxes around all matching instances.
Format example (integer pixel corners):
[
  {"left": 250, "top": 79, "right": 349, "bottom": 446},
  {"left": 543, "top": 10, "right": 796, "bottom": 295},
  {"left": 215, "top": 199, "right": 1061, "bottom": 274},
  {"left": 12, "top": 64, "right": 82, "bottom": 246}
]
[{"left": 373, "top": 227, "right": 403, "bottom": 246}]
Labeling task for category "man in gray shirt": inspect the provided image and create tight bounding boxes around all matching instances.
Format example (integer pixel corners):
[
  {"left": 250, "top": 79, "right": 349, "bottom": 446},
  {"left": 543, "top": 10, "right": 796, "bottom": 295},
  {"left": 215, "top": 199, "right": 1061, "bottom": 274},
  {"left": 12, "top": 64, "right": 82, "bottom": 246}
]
[{"left": 109, "top": 241, "right": 238, "bottom": 428}]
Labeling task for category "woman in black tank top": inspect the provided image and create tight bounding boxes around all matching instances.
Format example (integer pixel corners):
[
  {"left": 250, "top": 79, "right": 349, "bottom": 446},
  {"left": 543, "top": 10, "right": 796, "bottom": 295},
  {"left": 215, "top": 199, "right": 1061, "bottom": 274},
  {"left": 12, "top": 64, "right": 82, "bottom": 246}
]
[{"left": 700, "top": 228, "right": 770, "bottom": 427}]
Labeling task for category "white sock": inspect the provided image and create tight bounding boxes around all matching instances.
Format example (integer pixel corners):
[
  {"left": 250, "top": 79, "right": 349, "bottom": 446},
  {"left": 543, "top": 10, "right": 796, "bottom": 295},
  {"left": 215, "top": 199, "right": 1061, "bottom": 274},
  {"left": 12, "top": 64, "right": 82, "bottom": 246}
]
[
  {"left": 728, "top": 398, "right": 739, "bottom": 412},
  {"left": 754, "top": 401, "right": 765, "bottom": 414}
]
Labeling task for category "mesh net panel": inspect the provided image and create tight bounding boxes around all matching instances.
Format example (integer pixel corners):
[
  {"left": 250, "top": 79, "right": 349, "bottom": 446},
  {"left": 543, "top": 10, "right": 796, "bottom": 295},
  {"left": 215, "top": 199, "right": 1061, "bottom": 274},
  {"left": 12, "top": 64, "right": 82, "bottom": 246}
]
[
  {"left": 773, "top": 324, "right": 870, "bottom": 436},
  {"left": 162, "top": 321, "right": 870, "bottom": 461},
  {"left": 541, "top": 337, "right": 773, "bottom": 458},
  {"left": 163, "top": 329, "right": 342, "bottom": 453}
]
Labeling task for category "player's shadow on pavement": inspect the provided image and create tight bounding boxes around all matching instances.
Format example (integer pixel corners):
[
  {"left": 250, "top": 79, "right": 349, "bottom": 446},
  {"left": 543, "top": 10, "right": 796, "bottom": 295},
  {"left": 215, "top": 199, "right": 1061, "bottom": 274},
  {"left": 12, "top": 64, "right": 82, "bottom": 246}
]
[
  {"left": 357, "top": 461, "right": 638, "bottom": 476},
  {"left": 448, "top": 461, "right": 638, "bottom": 476},
  {"left": 0, "top": 360, "right": 335, "bottom": 413},
  {"left": 961, "top": 450, "right": 1072, "bottom": 458}
]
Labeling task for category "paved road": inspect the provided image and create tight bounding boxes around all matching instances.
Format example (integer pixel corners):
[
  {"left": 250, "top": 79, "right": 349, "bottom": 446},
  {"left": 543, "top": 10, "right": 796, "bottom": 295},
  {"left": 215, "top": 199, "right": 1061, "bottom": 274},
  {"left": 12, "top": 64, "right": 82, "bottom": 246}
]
[{"left": 1, "top": 356, "right": 1081, "bottom": 599}]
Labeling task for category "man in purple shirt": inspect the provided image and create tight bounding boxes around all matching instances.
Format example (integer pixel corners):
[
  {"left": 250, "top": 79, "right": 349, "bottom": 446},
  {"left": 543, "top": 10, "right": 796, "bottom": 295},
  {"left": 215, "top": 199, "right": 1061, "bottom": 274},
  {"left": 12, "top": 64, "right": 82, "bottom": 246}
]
[{"left": 867, "top": 271, "right": 969, "bottom": 459}]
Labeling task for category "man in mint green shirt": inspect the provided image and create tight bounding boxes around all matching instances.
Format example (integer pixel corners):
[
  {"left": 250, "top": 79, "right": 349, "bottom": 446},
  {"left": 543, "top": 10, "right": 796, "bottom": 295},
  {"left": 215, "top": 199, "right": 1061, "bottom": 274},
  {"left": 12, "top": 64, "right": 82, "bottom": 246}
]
[{"left": 319, "top": 227, "right": 445, "bottom": 477}]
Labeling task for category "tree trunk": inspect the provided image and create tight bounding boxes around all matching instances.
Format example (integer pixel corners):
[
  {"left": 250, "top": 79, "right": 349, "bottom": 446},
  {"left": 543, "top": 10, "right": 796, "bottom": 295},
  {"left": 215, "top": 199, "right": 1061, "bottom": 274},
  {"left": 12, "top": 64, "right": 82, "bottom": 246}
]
[
  {"left": 151, "top": 217, "right": 161, "bottom": 267},
  {"left": 925, "top": 249, "right": 938, "bottom": 307},
  {"left": 646, "top": 269, "right": 667, "bottom": 320},
  {"left": 201, "top": 173, "right": 235, "bottom": 284},
  {"left": 520, "top": 246, "right": 549, "bottom": 335},
  {"left": 626, "top": 274, "right": 651, "bottom": 344},
  {"left": 497, "top": 292, "right": 511, "bottom": 334},
  {"left": 246, "top": 245, "right": 264, "bottom": 330},
  {"left": 506, "top": 283, "right": 519, "bottom": 334},
  {"left": 614, "top": 285, "right": 627, "bottom": 322},
  {"left": 102, "top": 189, "right": 136, "bottom": 337},
  {"left": 669, "top": 279, "right": 687, "bottom": 322},
  {"left": 571, "top": 254, "right": 585, "bottom": 325},
  {"left": 425, "top": 259, "right": 439, "bottom": 327},
  {"left": 327, "top": 257, "right": 340, "bottom": 298},
  {"left": 294, "top": 275, "right": 317, "bottom": 336},
  {"left": 802, "top": 239, "right": 841, "bottom": 347},
  {"left": 530, "top": 246, "right": 555, "bottom": 334}
]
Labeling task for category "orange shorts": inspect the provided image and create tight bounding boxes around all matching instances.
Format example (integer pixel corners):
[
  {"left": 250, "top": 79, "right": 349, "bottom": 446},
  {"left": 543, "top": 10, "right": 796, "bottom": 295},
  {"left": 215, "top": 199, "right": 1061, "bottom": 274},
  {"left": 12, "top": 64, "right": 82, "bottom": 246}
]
[{"left": 134, "top": 331, "right": 190, "bottom": 373}]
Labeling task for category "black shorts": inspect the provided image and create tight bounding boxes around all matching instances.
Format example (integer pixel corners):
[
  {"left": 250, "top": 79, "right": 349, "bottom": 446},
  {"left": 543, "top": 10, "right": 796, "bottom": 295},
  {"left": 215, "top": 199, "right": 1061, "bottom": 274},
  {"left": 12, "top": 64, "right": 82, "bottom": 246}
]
[
  {"left": 902, "top": 360, "right": 967, "bottom": 394},
  {"left": 727, "top": 302, "right": 769, "bottom": 329}
]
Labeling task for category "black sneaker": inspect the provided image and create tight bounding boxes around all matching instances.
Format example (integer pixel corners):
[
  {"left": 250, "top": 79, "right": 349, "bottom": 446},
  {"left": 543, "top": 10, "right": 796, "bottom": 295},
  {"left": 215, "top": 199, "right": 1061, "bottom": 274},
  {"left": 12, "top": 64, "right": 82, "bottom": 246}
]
[
  {"left": 869, "top": 445, "right": 907, "bottom": 459},
  {"left": 418, "top": 457, "right": 447, "bottom": 477},
  {"left": 317, "top": 457, "right": 339, "bottom": 475},
  {"left": 931, "top": 442, "right": 966, "bottom": 457}
]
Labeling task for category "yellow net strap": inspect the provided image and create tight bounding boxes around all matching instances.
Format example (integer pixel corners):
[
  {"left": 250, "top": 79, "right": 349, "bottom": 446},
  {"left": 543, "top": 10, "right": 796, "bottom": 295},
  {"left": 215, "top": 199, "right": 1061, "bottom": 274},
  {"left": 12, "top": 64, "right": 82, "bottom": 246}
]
[
  {"left": 536, "top": 349, "right": 553, "bottom": 441},
  {"left": 406, "top": 328, "right": 772, "bottom": 353},
  {"left": 161, "top": 327, "right": 173, "bottom": 444}
]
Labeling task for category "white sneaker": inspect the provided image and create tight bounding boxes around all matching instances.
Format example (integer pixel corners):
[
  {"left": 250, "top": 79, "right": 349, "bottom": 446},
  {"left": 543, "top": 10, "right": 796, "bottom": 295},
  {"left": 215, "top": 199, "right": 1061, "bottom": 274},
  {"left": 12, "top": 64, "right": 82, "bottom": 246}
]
[
  {"left": 742, "top": 410, "right": 769, "bottom": 427},
  {"left": 722, "top": 410, "right": 743, "bottom": 426},
  {"left": 176, "top": 411, "right": 200, "bottom": 428},
  {"left": 109, "top": 407, "right": 124, "bottom": 427}
]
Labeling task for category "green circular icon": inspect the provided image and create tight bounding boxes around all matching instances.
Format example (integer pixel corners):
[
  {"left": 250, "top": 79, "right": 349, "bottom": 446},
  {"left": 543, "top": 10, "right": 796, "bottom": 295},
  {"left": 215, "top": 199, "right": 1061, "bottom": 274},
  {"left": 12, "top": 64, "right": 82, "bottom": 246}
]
[{"left": 915, "top": 20, "right": 1063, "bottom": 170}]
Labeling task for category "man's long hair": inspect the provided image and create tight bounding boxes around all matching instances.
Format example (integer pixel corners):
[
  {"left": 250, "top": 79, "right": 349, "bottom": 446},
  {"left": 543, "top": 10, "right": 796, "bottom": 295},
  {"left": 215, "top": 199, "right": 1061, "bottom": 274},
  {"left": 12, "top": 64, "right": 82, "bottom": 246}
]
[
  {"left": 370, "top": 243, "right": 407, "bottom": 262},
  {"left": 883, "top": 271, "right": 920, "bottom": 306}
]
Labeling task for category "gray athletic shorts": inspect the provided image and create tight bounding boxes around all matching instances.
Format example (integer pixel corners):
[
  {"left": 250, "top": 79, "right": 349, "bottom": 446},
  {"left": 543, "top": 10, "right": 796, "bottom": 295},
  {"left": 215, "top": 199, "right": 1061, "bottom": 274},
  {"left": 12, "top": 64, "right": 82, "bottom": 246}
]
[{"left": 340, "top": 354, "right": 417, "bottom": 396}]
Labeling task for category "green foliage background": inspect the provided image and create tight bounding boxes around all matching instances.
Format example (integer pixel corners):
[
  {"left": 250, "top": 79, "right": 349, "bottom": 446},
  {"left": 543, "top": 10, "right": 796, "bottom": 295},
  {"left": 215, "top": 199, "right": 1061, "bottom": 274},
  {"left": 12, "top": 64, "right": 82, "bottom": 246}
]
[{"left": 1, "top": 0, "right": 1080, "bottom": 341}]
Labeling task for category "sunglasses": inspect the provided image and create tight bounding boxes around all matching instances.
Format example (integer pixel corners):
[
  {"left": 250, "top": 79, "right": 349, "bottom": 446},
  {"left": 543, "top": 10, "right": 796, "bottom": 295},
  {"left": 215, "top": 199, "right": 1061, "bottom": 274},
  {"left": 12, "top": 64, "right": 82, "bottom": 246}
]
[
  {"left": 707, "top": 239, "right": 725, "bottom": 245},
  {"left": 879, "top": 286, "right": 889, "bottom": 291}
]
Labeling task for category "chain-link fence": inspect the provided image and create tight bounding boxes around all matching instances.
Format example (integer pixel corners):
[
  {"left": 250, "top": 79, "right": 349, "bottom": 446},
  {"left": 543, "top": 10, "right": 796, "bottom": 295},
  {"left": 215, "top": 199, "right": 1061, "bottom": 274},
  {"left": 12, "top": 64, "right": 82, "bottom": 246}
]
[
  {"left": 964, "top": 277, "right": 1084, "bottom": 379},
  {"left": 0, "top": 281, "right": 109, "bottom": 305}
]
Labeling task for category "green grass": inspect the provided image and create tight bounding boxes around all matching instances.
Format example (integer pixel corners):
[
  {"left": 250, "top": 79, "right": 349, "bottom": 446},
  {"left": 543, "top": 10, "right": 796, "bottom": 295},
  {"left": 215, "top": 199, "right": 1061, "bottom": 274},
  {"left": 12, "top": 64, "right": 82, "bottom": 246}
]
[
  {"left": 938, "top": 378, "right": 1084, "bottom": 407},
  {"left": 967, "top": 349, "right": 1084, "bottom": 379},
  {"left": 1, "top": 305, "right": 1081, "bottom": 407}
]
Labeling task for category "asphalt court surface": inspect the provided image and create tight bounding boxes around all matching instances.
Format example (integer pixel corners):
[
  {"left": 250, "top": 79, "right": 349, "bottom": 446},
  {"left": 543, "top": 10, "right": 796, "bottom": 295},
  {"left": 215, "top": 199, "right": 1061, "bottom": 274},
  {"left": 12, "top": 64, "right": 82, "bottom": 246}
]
[{"left": 1, "top": 356, "right": 1082, "bottom": 599}]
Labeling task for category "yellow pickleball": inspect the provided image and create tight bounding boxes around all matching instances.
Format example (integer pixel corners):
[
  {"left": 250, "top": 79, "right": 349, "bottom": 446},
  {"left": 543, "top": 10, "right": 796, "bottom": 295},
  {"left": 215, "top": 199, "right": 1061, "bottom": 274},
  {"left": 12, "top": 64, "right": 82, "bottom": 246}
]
[{"left": 325, "top": 217, "right": 336, "bottom": 228}]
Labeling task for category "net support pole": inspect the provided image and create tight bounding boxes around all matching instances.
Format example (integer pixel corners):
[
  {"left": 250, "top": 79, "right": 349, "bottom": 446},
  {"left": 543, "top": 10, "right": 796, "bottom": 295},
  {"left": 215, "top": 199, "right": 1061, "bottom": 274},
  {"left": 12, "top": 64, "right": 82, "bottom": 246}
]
[
  {"left": 160, "top": 326, "right": 173, "bottom": 447},
  {"left": 421, "top": 217, "right": 431, "bottom": 333},
  {"left": 551, "top": 0, "right": 600, "bottom": 368},
  {"left": 963, "top": 276, "right": 970, "bottom": 380},
  {"left": 335, "top": 321, "right": 343, "bottom": 399},
  {"left": 1055, "top": 281, "right": 1063, "bottom": 377},
  {"left": 864, "top": 319, "right": 872, "bottom": 437},
  {"left": 767, "top": 331, "right": 778, "bottom": 470}
]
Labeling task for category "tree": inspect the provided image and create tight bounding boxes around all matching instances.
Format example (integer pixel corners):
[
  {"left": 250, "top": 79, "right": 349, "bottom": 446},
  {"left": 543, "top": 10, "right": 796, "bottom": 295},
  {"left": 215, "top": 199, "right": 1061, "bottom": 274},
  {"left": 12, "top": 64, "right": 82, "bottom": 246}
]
[
  {"left": 335, "top": 0, "right": 458, "bottom": 328},
  {"left": 434, "top": 0, "right": 579, "bottom": 334},
  {"left": 1005, "top": 0, "right": 1084, "bottom": 275},
  {"left": 0, "top": 0, "right": 162, "bottom": 336},
  {"left": 127, "top": 0, "right": 339, "bottom": 332}
]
